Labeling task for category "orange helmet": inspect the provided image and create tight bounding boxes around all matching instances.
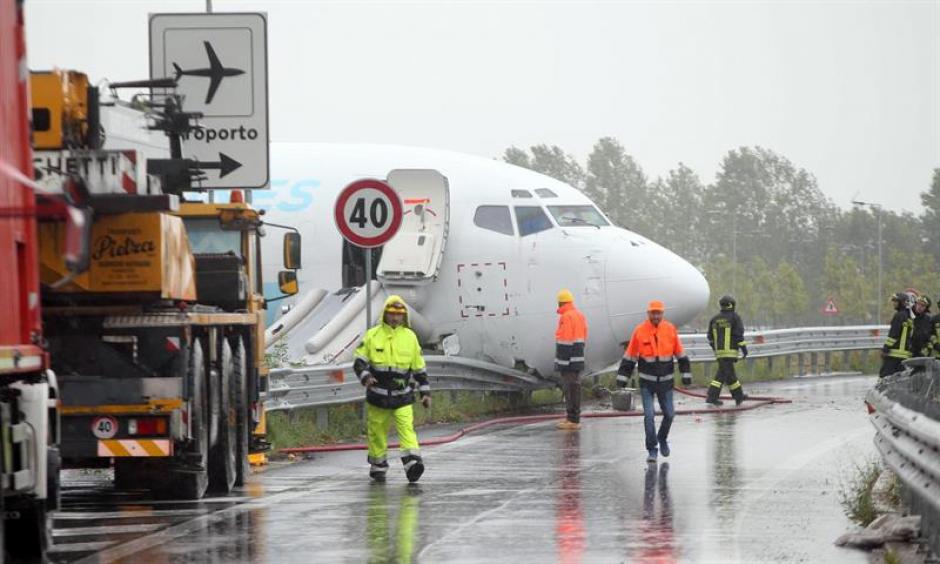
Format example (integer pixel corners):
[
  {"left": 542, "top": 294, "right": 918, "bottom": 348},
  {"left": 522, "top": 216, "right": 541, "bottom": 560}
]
[{"left": 647, "top": 300, "right": 665, "bottom": 312}]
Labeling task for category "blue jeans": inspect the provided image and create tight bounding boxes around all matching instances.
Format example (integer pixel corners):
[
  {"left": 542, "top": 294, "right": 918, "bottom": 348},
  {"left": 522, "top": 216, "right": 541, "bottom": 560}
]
[{"left": 640, "top": 385, "right": 675, "bottom": 451}]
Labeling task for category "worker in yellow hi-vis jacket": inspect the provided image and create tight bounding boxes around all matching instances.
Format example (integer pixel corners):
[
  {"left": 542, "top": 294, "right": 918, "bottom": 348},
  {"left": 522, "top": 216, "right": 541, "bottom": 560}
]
[{"left": 354, "top": 295, "right": 431, "bottom": 483}]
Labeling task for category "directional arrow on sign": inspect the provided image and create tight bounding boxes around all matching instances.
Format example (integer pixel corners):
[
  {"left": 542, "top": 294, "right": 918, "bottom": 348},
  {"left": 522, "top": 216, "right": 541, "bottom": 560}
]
[{"left": 196, "top": 153, "right": 242, "bottom": 178}]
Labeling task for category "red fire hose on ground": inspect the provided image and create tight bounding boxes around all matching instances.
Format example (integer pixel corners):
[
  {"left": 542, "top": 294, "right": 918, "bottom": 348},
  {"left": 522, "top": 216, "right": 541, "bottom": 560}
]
[{"left": 279, "top": 386, "right": 792, "bottom": 455}]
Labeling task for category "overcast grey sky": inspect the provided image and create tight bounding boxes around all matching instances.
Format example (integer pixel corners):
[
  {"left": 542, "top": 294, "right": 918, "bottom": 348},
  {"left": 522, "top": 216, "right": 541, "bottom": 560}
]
[{"left": 26, "top": 0, "right": 939, "bottom": 213}]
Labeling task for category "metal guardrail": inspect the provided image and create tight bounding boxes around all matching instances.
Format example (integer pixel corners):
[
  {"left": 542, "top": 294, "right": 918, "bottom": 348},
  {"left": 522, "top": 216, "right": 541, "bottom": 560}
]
[
  {"left": 681, "top": 324, "right": 887, "bottom": 361},
  {"left": 265, "top": 355, "right": 548, "bottom": 412},
  {"left": 265, "top": 325, "right": 888, "bottom": 411},
  {"left": 867, "top": 358, "right": 940, "bottom": 556}
]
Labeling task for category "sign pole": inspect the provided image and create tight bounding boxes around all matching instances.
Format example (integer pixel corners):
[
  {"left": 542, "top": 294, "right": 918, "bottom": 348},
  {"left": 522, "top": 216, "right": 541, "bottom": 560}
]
[
  {"left": 362, "top": 248, "right": 372, "bottom": 429},
  {"left": 333, "top": 177, "right": 403, "bottom": 373},
  {"left": 205, "top": 0, "right": 213, "bottom": 202},
  {"left": 365, "top": 248, "right": 372, "bottom": 330}
]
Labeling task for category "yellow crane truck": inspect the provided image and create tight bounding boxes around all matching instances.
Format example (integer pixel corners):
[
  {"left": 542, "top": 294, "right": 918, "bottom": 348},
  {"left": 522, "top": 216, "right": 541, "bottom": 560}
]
[{"left": 32, "top": 69, "right": 299, "bottom": 499}]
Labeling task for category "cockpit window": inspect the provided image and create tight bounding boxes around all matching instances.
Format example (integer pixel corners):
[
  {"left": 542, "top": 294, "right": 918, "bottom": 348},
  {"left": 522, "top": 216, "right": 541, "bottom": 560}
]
[
  {"left": 514, "top": 206, "right": 553, "bottom": 236},
  {"left": 510, "top": 189, "right": 533, "bottom": 198},
  {"left": 535, "top": 188, "right": 557, "bottom": 198},
  {"left": 547, "top": 205, "right": 610, "bottom": 228},
  {"left": 473, "top": 205, "right": 514, "bottom": 236}
]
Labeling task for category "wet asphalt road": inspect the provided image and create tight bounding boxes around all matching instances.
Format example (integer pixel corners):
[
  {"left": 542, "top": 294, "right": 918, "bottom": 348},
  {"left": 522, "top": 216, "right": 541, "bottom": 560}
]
[{"left": 50, "top": 375, "right": 877, "bottom": 563}]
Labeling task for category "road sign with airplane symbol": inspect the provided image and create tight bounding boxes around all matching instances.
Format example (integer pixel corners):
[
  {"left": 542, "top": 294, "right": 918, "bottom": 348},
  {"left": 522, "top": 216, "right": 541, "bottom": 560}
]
[{"left": 150, "top": 13, "right": 269, "bottom": 190}]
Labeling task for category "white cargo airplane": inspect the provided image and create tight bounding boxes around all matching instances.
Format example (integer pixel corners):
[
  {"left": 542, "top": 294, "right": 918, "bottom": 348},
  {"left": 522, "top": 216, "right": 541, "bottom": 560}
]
[{"left": 254, "top": 143, "right": 709, "bottom": 379}]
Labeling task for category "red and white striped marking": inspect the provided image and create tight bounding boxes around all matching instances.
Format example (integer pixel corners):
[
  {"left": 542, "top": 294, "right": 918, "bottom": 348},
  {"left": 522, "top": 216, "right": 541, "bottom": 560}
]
[{"left": 97, "top": 439, "right": 172, "bottom": 457}]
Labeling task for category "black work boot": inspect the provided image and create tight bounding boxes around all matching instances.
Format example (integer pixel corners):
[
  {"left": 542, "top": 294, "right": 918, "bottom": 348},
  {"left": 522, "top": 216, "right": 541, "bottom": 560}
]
[
  {"left": 369, "top": 461, "right": 389, "bottom": 482},
  {"left": 705, "top": 385, "right": 723, "bottom": 407},
  {"left": 732, "top": 388, "right": 748, "bottom": 406},
  {"left": 403, "top": 455, "right": 425, "bottom": 483}
]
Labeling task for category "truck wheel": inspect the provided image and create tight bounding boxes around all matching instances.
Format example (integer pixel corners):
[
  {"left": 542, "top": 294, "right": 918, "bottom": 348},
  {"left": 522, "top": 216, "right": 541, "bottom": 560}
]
[
  {"left": 47, "top": 446, "right": 61, "bottom": 513},
  {"left": 154, "top": 338, "right": 209, "bottom": 500},
  {"left": 5, "top": 502, "right": 50, "bottom": 562},
  {"left": 208, "top": 346, "right": 220, "bottom": 449},
  {"left": 209, "top": 340, "right": 236, "bottom": 493},
  {"left": 114, "top": 459, "right": 147, "bottom": 491},
  {"left": 231, "top": 336, "right": 251, "bottom": 486}
]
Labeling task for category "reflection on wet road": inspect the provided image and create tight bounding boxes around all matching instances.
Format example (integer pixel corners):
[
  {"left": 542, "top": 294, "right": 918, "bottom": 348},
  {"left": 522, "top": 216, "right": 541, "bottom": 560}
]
[{"left": 51, "top": 376, "right": 876, "bottom": 563}]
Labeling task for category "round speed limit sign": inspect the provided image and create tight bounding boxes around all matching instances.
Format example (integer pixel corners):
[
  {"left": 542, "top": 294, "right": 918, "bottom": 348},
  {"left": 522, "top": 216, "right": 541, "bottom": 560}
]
[
  {"left": 91, "top": 415, "right": 118, "bottom": 439},
  {"left": 334, "top": 179, "right": 403, "bottom": 248}
]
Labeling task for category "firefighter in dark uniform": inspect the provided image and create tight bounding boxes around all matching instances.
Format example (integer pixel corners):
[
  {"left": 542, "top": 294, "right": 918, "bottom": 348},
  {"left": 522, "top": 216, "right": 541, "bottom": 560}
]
[
  {"left": 911, "top": 295, "right": 933, "bottom": 358},
  {"left": 706, "top": 295, "right": 749, "bottom": 406},
  {"left": 880, "top": 292, "right": 914, "bottom": 378},
  {"left": 931, "top": 297, "right": 940, "bottom": 360}
]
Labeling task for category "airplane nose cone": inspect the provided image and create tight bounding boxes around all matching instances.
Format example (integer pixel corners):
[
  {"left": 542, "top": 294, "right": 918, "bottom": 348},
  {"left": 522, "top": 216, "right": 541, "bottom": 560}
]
[
  {"left": 667, "top": 253, "right": 710, "bottom": 325},
  {"left": 605, "top": 232, "right": 710, "bottom": 338}
]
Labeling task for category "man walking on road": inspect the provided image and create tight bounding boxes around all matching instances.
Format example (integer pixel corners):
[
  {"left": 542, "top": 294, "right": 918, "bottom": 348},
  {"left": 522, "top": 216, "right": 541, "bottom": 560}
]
[
  {"left": 880, "top": 292, "right": 914, "bottom": 378},
  {"left": 706, "top": 295, "right": 749, "bottom": 407},
  {"left": 555, "top": 289, "right": 588, "bottom": 431},
  {"left": 354, "top": 295, "right": 431, "bottom": 483},
  {"left": 617, "top": 300, "right": 691, "bottom": 463}
]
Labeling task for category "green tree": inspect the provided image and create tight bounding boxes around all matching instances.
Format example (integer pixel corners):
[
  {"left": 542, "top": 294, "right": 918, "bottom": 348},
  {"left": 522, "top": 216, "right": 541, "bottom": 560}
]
[
  {"left": 882, "top": 249, "right": 940, "bottom": 321},
  {"left": 502, "top": 146, "right": 531, "bottom": 168},
  {"left": 529, "top": 145, "right": 585, "bottom": 189},
  {"left": 821, "top": 248, "right": 872, "bottom": 324},
  {"left": 499, "top": 138, "right": 937, "bottom": 328},
  {"left": 770, "top": 261, "right": 808, "bottom": 326},
  {"left": 920, "top": 169, "right": 940, "bottom": 263},
  {"left": 651, "top": 163, "right": 705, "bottom": 263},
  {"left": 502, "top": 145, "right": 584, "bottom": 189},
  {"left": 742, "top": 257, "right": 774, "bottom": 327},
  {"left": 584, "top": 137, "right": 650, "bottom": 233},
  {"left": 704, "top": 146, "right": 837, "bottom": 308}
]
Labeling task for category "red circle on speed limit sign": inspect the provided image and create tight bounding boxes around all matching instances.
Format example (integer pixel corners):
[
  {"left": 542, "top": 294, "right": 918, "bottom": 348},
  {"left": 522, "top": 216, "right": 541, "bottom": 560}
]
[
  {"left": 334, "top": 179, "right": 403, "bottom": 248},
  {"left": 91, "top": 416, "right": 118, "bottom": 439}
]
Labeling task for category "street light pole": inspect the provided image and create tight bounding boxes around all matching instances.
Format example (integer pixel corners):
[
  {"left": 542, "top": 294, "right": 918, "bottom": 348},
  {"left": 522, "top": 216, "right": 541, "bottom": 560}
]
[
  {"left": 876, "top": 208, "right": 883, "bottom": 324},
  {"left": 732, "top": 214, "right": 738, "bottom": 297},
  {"left": 853, "top": 200, "right": 883, "bottom": 324}
]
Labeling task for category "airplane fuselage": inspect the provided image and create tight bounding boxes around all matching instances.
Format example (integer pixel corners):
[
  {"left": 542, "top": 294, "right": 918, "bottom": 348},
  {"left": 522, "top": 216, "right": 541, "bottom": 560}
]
[{"left": 254, "top": 143, "right": 710, "bottom": 377}]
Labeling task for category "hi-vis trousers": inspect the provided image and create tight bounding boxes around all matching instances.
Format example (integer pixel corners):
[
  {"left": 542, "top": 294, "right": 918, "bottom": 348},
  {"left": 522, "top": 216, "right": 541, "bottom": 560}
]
[{"left": 366, "top": 403, "right": 421, "bottom": 469}]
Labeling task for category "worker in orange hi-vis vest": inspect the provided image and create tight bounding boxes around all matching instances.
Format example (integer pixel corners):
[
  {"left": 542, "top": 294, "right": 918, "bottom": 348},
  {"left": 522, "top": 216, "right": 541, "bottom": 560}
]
[
  {"left": 554, "top": 289, "right": 588, "bottom": 431},
  {"left": 617, "top": 300, "right": 691, "bottom": 463}
]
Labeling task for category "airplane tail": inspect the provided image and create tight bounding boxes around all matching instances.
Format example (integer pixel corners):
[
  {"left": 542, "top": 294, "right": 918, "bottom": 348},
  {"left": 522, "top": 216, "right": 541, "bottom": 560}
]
[{"left": 172, "top": 62, "right": 183, "bottom": 80}]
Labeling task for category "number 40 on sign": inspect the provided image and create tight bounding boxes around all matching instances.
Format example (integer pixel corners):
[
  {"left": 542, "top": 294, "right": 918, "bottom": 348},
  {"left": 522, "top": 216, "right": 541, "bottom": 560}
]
[
  {"left": 334, "top": 178, "right": 403, "bottom": 249},
  {"left": 333, "top": 178, "right": 403, "bottom": 330}
]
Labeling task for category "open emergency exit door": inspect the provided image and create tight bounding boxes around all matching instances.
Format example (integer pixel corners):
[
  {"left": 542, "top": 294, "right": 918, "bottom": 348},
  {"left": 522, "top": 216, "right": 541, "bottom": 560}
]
[{"left": 377, "top": 170, "right": 450, "bottom": 285}]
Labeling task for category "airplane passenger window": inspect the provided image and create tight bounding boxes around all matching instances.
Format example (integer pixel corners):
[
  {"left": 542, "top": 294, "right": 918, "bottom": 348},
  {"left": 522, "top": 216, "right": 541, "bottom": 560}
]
[
  {"left": 514, "top": 206, "right": 553, "bottom": 236},
  {"left": 547, "top": 205, "right": 610, "bottom": 227},
  {"left": 473, "top": 205, "right": 514, "bottom": 236},
  {"left": 535, "top": 189, "right": 557, "bottom": 198},
  {"left": 510, "top": 189, "right": 533, "bottom": 198}
]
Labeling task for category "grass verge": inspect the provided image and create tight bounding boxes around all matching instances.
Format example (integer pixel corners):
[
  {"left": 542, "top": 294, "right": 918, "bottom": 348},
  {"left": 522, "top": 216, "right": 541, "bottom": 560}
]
[
  {"left": 267, "top": 388, "right": 563, "bottom": 451},
  {"left": 839, "top": 457, "right": 882, "bottom": 526}
]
